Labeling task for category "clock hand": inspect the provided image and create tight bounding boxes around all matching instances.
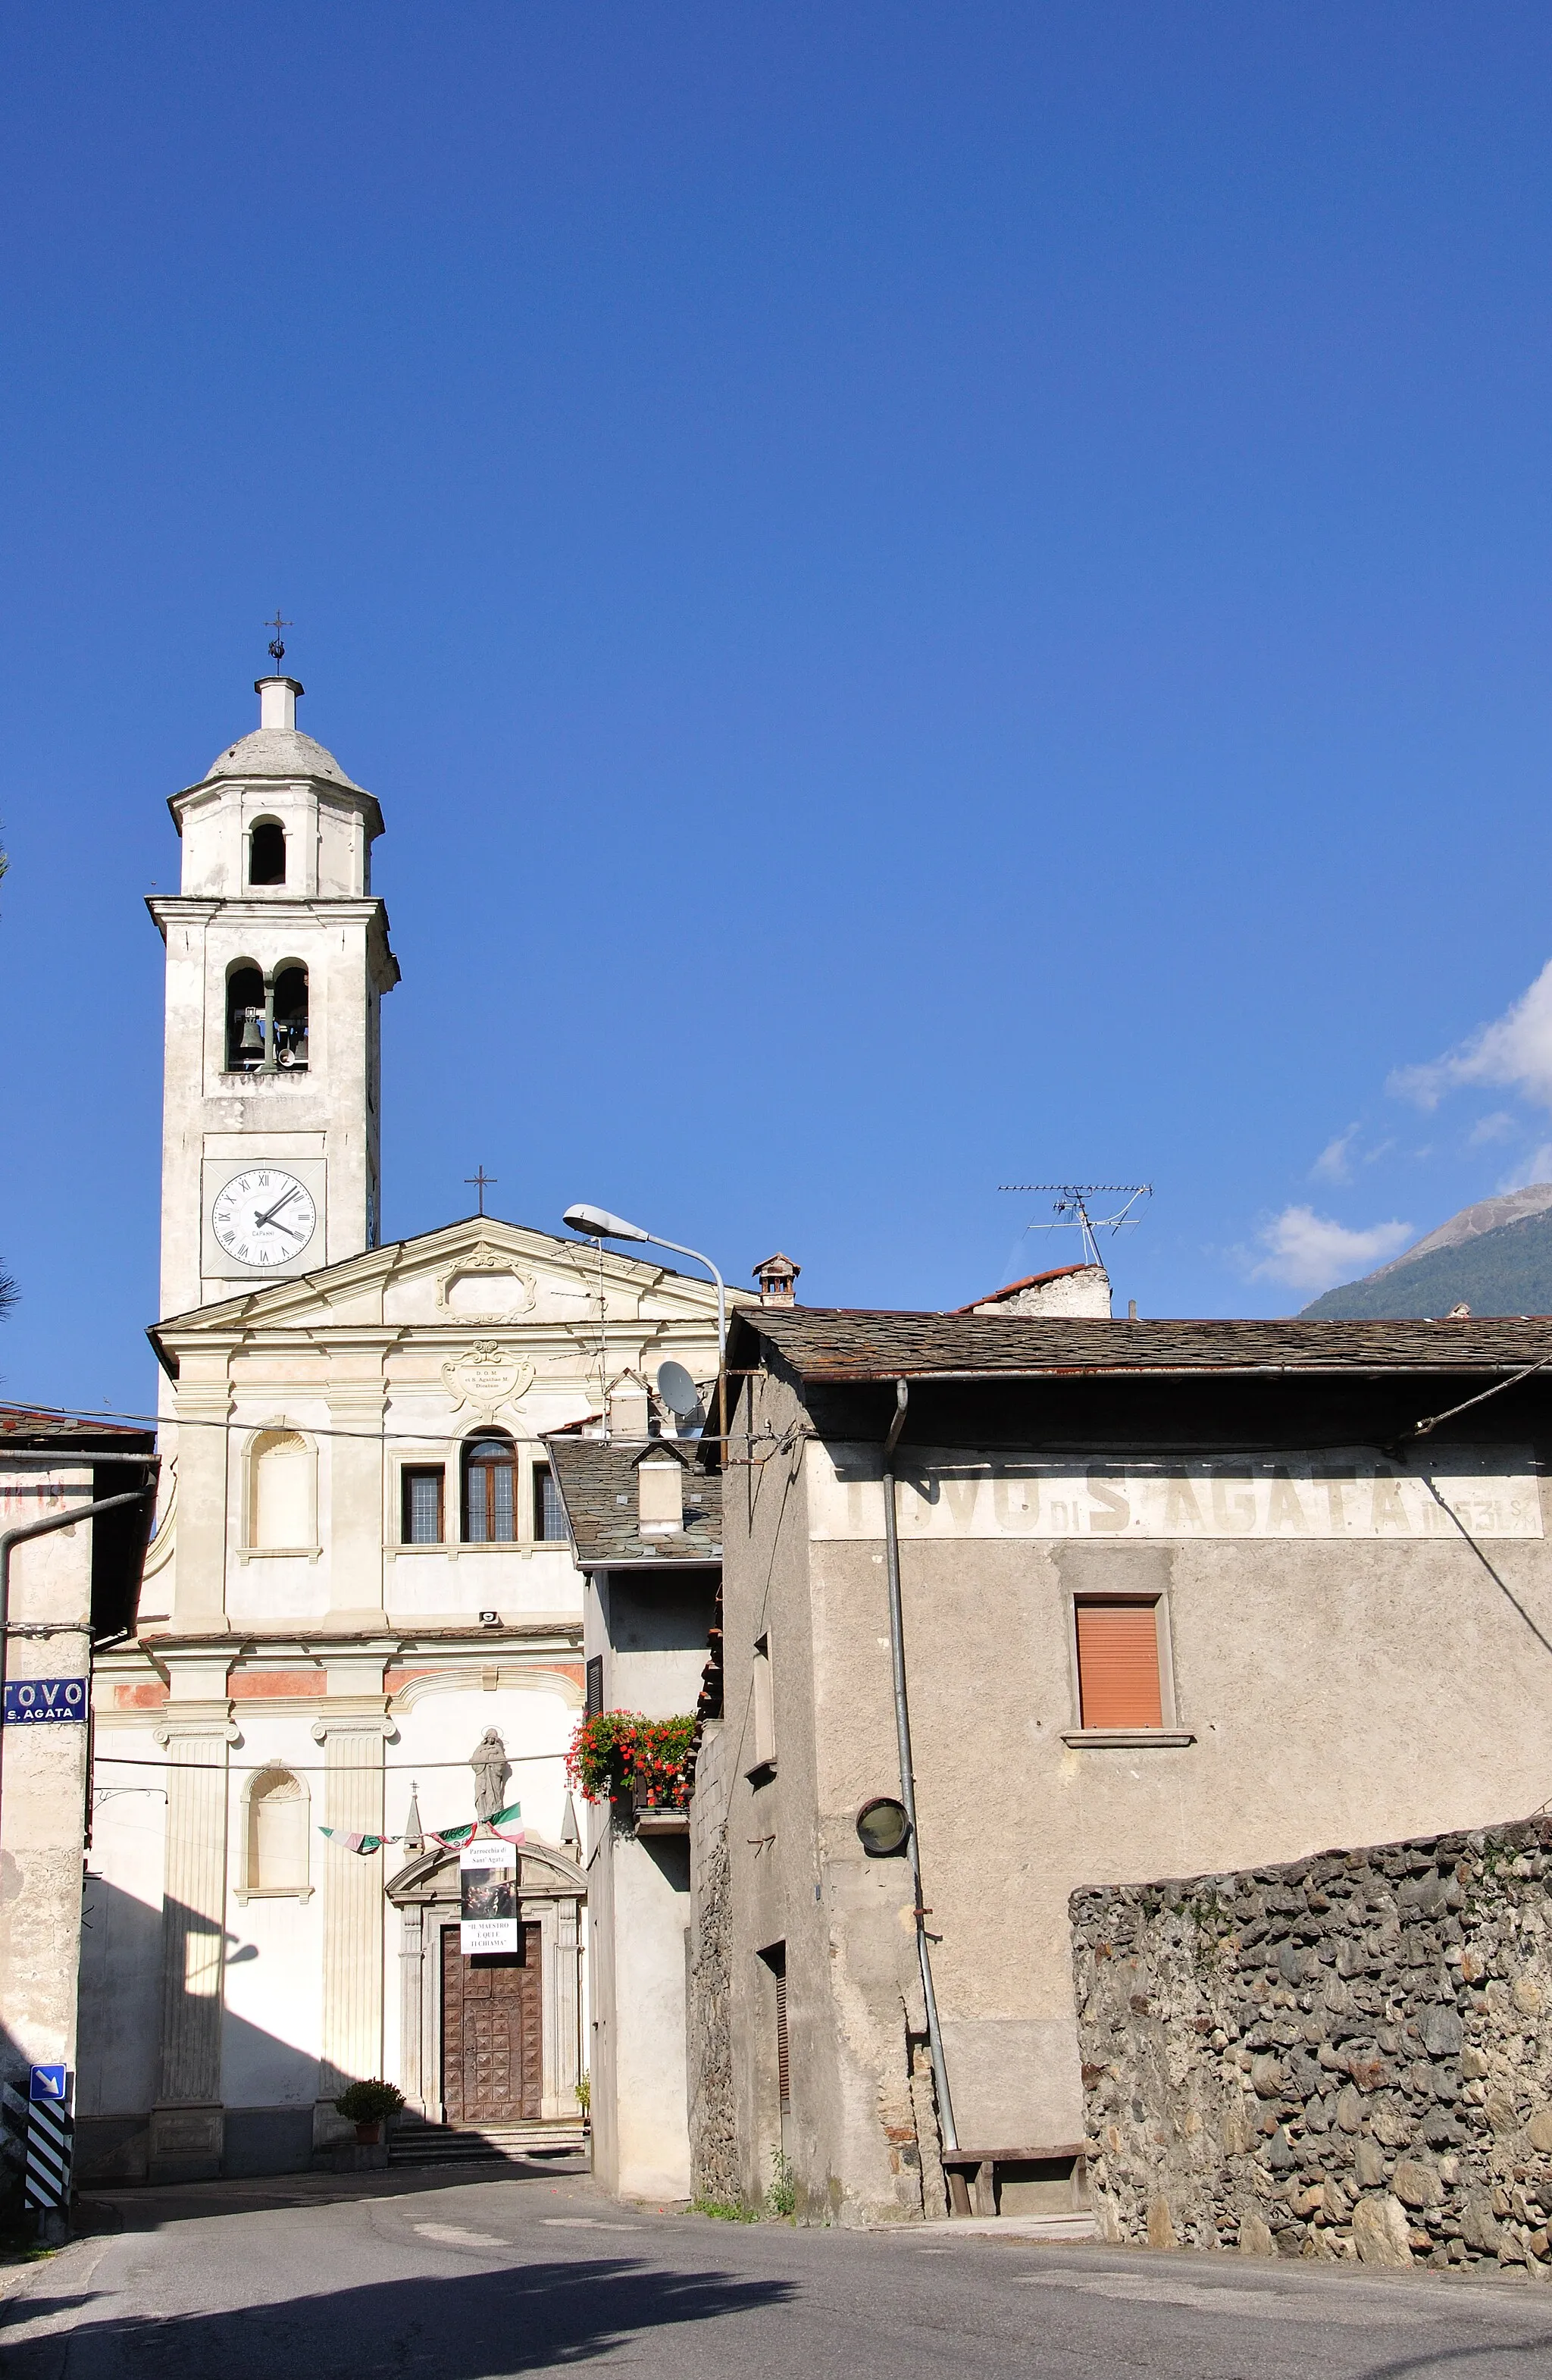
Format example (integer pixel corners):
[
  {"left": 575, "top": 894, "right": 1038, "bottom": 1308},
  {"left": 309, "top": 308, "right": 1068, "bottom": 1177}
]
[{"left": 254, "top": 1185, "right": 302, "bottom": 1230}]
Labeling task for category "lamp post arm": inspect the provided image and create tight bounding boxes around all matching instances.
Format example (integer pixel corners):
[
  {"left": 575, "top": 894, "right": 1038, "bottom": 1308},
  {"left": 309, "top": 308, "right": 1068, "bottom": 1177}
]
[
  {"left": 633, "top": 1233, "right": 728, "bottom": 1464},
  {"left": 636, "top": 1235, "right": 725, "bottom": 1366}
]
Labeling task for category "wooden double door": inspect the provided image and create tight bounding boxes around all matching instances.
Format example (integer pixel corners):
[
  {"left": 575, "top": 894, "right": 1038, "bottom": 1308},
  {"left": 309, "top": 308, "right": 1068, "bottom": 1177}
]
[{"left": 441, "top": 1923, "right": 543, "bottom": 2124}]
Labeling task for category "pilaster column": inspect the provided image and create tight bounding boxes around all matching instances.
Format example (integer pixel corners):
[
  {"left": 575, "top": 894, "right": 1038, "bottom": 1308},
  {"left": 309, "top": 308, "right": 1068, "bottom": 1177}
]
[
  {"left": 397, "top": 1902, "right": 425, "bottom": 2118},
  {"left": 312, "top": 1693, "right": 393, "bottom": 2143},
  {"left": 169, "top": 1363, "right": 233, "bottom": 1627},
  {"left": 555, "top": 1896, "right": 581, "bottom": 2115},
  {"left": 536, "top": 1898, "right": 560, "bottom": 2117},
  {"left": 149, "top": 1686, "right": 237, "bottom": 2183},
  {"left": 324, "top": 1380, "right": 387, "bottom": 1621},
  {"left": 422, "top": 1891, "right": 445, "bottom": 2122}
]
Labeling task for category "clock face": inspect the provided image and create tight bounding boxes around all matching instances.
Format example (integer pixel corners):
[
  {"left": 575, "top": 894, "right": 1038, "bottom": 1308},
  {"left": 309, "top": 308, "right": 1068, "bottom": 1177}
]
[{"left": 211, "top": 1168, "right": 318, "bottom": 1268}]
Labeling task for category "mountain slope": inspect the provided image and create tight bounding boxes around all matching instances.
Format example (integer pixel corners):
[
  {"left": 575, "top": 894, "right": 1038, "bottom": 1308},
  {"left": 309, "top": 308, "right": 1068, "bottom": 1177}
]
[
  {"left": 1360, "top": 1182, "right": 1552, "bottom": 1282},
  {"left": 1300, "top": 1194, "right": 1552, "bottom": 1319}
]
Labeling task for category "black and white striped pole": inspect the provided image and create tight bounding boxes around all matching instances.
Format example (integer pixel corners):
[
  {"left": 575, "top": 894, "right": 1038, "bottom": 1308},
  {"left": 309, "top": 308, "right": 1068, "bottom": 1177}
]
[{"left": 23, "top": 2068, "right": 71, "bottom": 2238}]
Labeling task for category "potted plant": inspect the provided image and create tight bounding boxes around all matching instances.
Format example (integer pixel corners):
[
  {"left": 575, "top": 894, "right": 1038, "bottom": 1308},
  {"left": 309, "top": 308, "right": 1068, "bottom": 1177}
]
[
  {"left": 333, "top": 2078, "right": 405, "bottom": 2145},
  {"left": 565, "top": 1710, "right": 646, "bottom": 1802},
  {"left": 567, "top": 1710, "right": 696, "bottom": 1818},
  {"left": 630, "top": 1717, "right": 696, "bottom": 1811}
]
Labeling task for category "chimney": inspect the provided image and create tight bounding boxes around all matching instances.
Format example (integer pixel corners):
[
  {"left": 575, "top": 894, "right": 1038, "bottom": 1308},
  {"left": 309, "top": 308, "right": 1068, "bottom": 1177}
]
[
  {"left": 255, "top": 675, "right": 304, "bottom": 732},
  {"left": 636, "top": 1446, "right": 686, "bottom": 1536},
  {"left": 753, "top": 1252, "right": 799, "bottom": 1308},
  {"left": 608, "top": 1376, "right": 651, "bottom": 1440},
  {"left": 969, "top": 1264, "right": 1112, "bottom": 1319}
]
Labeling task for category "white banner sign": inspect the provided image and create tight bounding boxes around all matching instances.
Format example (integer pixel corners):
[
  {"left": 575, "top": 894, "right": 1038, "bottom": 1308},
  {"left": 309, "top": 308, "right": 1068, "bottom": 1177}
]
[
  {"left": 809, "top": 1445, "right": 1544, "bottom": 1542},
  {"left": 460, "top": 1837, "right": 519, "bottom": 1955}
]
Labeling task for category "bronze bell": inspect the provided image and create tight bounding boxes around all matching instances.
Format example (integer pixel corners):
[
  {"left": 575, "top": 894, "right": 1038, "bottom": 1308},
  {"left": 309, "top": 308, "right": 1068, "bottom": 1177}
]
[{"left": 239, "top": 1007, "right": 264, "bottom": 1054}]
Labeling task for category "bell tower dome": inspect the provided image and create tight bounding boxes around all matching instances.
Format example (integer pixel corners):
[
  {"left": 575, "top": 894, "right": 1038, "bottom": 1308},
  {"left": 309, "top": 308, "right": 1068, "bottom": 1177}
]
[{"left": 149, "top": 675, "right": 401, "bottom": 1317}]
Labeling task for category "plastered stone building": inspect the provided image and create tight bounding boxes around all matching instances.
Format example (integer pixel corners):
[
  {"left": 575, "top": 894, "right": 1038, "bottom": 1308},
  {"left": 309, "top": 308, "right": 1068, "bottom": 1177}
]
[
  {"left": 0, "top": 1413, "right": 155, "bottom": 2212},
  {"left": 77, "top": 676, "right": 727, "bottom": 2184},
  {"left": 692, "top": 1301, "right": 1552, "bottom": 2228},
  {"left": 546, "top": 1436, "right": 723, "bottom": 2202}
]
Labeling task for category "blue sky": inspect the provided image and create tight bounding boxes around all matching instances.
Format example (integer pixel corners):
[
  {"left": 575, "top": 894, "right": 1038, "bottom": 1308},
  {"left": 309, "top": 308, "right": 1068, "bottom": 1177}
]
[{"left": 8, "top": 3, "right": 1552, "bottom": 1411}]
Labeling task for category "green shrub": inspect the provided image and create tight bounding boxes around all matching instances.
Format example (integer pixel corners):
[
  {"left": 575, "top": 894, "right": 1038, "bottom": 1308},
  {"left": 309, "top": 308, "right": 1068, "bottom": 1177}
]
[
  {"left": 333, "top": 2079, "right": 405, "bottom": 2125},
  {"left": 766, "top": 2150, "right": 796, "bottom": 2219}
]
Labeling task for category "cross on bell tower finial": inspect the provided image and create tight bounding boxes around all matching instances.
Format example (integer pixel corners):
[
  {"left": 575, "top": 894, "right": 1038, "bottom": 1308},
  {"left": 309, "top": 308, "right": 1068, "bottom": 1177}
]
[{"left": 264, "top": 611, "right": 293, "bottom": 669}]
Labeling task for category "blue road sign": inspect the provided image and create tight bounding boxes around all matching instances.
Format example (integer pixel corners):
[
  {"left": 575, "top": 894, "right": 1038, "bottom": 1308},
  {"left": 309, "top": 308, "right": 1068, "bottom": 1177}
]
[
  {"left": 29, "top": 2066, "right": 67, "bottom": 2103},
  {"left": 3, "top": 1679, "right": 86, "bottom": 1724}
]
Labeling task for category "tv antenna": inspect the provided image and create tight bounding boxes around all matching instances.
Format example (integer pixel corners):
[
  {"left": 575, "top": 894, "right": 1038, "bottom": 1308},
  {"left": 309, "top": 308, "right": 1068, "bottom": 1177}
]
[{"left": 998, "top": 1182, "right": 1152, "bottom": 1268}]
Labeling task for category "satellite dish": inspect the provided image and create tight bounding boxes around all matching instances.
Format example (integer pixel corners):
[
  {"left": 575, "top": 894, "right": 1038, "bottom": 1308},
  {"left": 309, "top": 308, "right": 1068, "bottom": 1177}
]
[{"left": 656, "top": 1361, "right": 705, "bottom": 1433}]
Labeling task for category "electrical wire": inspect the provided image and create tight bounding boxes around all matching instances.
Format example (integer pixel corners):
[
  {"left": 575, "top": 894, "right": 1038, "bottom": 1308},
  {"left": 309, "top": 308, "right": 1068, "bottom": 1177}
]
[
  {"left": 92, "top": 1751, "right": 569, "bottom": 1773},
  {"left": 0, "top": 1397, "right": 775, "bottom": 1457}
]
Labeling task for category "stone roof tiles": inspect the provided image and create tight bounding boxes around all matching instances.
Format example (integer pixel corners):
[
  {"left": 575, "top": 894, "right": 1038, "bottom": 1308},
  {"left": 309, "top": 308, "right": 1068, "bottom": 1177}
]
[
  {"left": 730, "top": 1307, "right": 1552, "bottom": 1380},
  {"left": 546, "top": 1437, "right": 723, "bottom": 1567},
  {"left": 0, "top": 1406, "right": 156, "bottom": 1448}
]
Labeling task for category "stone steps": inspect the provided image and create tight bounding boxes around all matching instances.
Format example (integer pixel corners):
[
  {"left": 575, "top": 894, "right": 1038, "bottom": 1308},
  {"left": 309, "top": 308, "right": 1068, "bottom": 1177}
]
[
  {"left": 920, "top": 2212, "right": 1097, "bottom": 2241},
  {"left": 390, "top": 2120, "right": 589, "bottom": 2168}
]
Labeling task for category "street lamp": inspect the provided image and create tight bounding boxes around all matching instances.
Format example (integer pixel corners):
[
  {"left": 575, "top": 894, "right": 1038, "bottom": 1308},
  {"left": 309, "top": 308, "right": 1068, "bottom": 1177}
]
[{"left": 562, "top": 1204, "right": 728, "bottom": 1458}]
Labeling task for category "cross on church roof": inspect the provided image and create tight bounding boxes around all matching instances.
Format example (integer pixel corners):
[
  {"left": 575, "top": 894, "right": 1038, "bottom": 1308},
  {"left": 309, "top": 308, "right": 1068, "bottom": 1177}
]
[
  {"left": 265, "top": 611, "right": 293, "bottom": 669},
  {"left": 465, "top": 1167, "right": 496, "bottom": 1217}
]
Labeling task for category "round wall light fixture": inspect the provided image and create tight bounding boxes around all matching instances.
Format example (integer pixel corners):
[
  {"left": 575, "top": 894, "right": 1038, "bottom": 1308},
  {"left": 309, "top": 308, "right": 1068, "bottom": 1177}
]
[{"left": 856, "top": 1796, "right": 911, "bottom": 1857}]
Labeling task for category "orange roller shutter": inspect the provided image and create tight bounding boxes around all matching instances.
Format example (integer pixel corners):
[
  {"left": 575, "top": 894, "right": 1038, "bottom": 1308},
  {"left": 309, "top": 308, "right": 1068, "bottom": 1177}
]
[{"left": 1075, "top": 1601, "right": 1162, "bottom": 1729}]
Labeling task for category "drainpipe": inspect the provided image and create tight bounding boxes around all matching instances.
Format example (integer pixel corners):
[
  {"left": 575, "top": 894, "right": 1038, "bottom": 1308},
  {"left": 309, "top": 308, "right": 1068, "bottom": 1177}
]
[{"left": 882, "top": 1379, "right": 958, "bottom": 2155}]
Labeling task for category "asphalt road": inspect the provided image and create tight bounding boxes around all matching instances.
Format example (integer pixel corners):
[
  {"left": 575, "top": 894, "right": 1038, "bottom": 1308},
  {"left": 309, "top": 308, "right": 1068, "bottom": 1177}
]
[{"left": 6, "top": 2160, "right": 1552, "bottom": 2378}]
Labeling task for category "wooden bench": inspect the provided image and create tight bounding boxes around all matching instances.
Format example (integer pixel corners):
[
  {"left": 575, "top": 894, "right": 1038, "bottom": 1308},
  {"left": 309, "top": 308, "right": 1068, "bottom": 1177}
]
[{"left": 943, "top": 2144, "right": 1087, "bottom": 2219}]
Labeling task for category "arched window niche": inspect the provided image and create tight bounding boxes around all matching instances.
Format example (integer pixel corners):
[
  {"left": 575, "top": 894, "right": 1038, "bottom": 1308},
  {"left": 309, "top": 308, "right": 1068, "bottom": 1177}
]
[
  {"left": 246, "top": 1427, "right": 318, "bottom": 1557},
  {"left": 226, "top": 960, "right": 265, "bottom": 1072},
  {"left": 249, "top": 819, "right": 286, "bottom": 886},
  {"left": 462, "top": 1430, "right": 517, "bottom": 1543},
  {"left": 223, "top": 961, "right": 308, "bottom": 1074},
  {"left": 238, "top": 1765, "right": 312, "bottom": 1904},
  {"left": 271, "top": 963, "right": 308, "bottom": 1071}
]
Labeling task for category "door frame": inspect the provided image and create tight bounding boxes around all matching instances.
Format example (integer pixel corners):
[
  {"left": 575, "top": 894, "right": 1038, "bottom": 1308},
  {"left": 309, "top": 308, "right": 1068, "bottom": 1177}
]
[
  {"left": 440, "top": 1918, "right": 543, "bottom": 2125},
  {"left": 387, "top": 1840, "right": 586, "bottom": 2124}
]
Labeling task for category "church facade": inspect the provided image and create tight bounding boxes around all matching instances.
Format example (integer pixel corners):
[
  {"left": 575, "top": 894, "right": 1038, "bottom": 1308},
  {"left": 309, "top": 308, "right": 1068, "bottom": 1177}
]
[{"left": 77, "top": 675, "right": 728, "bottom": 2184}]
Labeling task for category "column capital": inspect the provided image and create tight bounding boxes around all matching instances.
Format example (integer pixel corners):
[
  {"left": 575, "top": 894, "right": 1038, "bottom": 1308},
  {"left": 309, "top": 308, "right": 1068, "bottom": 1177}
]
[
  {"left": 311, "top": 1702, "right": 395, "bottom": 1744},
  {"left": 154, "top": 1708, "right": 239, "bottom": 1746}
]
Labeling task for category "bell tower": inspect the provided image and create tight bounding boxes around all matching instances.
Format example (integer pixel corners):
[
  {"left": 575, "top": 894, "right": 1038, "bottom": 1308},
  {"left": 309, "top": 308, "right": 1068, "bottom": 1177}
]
[{"left": 149, "top": 675, "right": 401, "bottom": 1317}]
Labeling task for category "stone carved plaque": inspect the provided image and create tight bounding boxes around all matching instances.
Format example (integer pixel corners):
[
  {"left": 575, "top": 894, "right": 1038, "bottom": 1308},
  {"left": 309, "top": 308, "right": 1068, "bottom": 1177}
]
[
  {"left": 442, "top": 1342, "right": 536, "bottom": 1422},
  {"left": 436, "top": 1243, "right": 537, "bottom": 1326}
]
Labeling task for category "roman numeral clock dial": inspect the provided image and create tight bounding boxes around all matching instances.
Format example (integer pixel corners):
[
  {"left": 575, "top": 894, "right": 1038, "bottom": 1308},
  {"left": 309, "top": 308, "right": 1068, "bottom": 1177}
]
[{"left": 211, "top": 1170, "right": 318, "bottom": 1269}]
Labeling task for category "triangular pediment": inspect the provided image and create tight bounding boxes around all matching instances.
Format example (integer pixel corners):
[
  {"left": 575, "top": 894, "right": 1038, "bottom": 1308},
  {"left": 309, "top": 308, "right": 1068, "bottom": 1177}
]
[
  {"left": 386, "top": 1834, "right": 586, "bottom": 1903},
  {"left": 152, "top": 1213, "right": 748, "bottom": 1351}
]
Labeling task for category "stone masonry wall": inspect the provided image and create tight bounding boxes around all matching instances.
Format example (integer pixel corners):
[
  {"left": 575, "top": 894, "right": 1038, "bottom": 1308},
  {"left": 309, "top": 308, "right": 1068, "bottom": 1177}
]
[
  {"left": 687, "top": 1719, "right": 737, "bottom": 2203},
  {"left": 1072, "top": 1816, "right": 1552, "bottom": 2271}
]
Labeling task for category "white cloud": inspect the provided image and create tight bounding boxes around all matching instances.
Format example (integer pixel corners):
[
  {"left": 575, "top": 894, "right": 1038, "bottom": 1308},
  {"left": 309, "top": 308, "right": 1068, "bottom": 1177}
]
[
  {"left": 1469, "top": 1110, "right": 1518, "bottom": 1146},
  {"left": 1312, "top": 1125, "right": 1360, "bottom": 1184},
  {"left": 1390, "top": 959, "right": 1552, "bottom": 1114},
  {"left": 1251, "top": 1205, "right": 1415, "bottom": 1294}
]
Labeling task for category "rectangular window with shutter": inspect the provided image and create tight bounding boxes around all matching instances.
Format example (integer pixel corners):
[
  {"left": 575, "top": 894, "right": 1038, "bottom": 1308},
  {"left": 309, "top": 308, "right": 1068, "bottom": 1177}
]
[
  {"left": 746, "top": 1633, "right": 776, "bottom": 1781},
  {"left": 1074, "top": 1599, "right": 1164, "bottom": 1730},
  {"left": 774, "top": 1965, "right": 790, "bottom": 2113},
  {"left": 760, "top": 1941, "right": 790, "bottom": 2115}
]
